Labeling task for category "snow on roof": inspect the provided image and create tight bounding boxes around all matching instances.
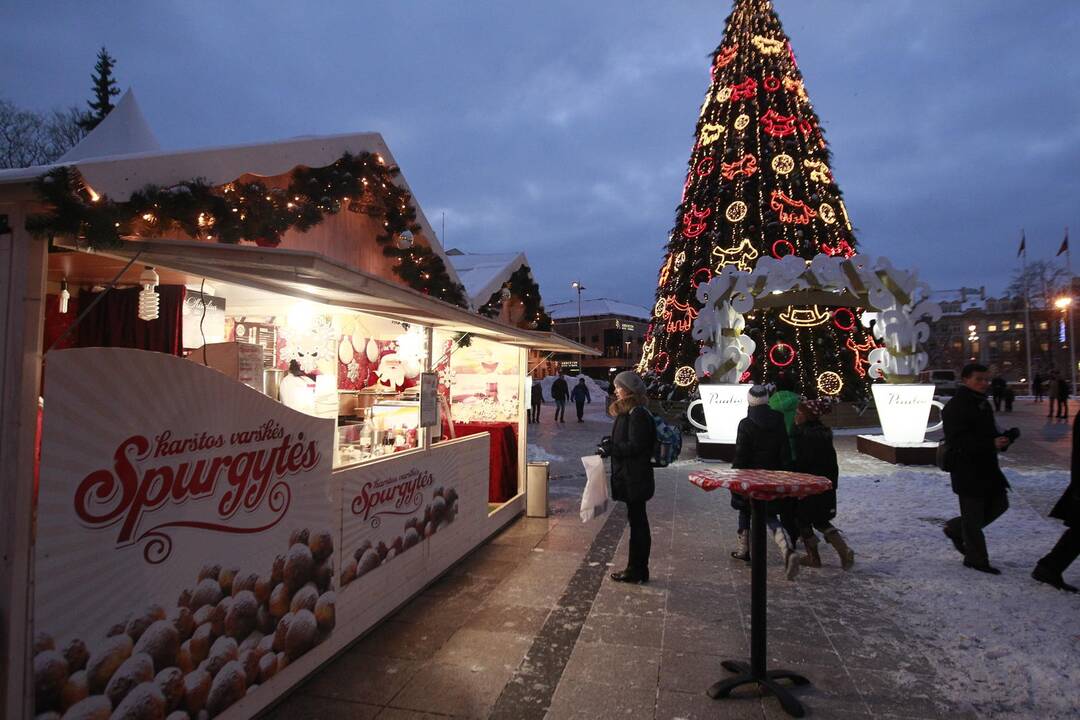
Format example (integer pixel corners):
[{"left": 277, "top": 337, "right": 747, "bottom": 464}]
[
  {"left": 546, "top": 298, "right": 651, "bottom": 321},
  {"left": 57, "top": 88, "right": 160, "bottom": 162},
  {"left": 447, "top": 252, "right": 529, "bottom": 307}
]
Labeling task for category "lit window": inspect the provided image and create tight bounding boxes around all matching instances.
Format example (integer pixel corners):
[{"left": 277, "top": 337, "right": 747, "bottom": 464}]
[
  {"left": 1016, "top": 322, "right": 1024, "bottom": 329},
  {"left": 1042, "top": 342, "right": 1050, "bottom": 351},
  {"left": 988, "top": 325, "right": 997, "bottom": 332},
  {"left": 1002, "top": 321, "right": 1011, "bottom": 330},
  {"left": 1040, "top": 322, "right": 1049, "bottom": 330}
]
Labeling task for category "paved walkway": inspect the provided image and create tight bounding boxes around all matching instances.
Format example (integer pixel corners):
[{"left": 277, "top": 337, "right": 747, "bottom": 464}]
[{"left": 266, "top": 399, "right": 1071, "bottom": 719}]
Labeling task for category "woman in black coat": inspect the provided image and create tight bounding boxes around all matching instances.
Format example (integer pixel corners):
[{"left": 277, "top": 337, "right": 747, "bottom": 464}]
[
  {"left": 1032, "top": 412, "right": 1080, "bottom": 592},
  {"left": 600, "top": 371, "right": 656, "bottom": 584},
  {"left": 791, "top": 399, "right": 854, "bottom": 570}
]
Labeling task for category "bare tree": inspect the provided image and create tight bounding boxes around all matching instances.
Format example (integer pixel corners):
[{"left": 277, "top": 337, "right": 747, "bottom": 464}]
[
  {"left": 1007, "top": 259, "right": 1072, "bottom": 310},
  {"left": 0, "top": 99, "right": 87, "bottom": 168}
]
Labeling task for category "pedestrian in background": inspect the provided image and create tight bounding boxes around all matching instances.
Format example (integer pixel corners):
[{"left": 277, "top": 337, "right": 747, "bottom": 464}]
[
  {"left": 551, "top": 372, "right": 570, "bottom": 423},
  {"left": 731, "top": 385, "right": 802, "bottom": 580},
  {"left": 1057, "top": 374, "right": 1070, "bottom": 419},
  {"left": 990, "top": 374, "right": 1007, "bottom": 412},
  {"left": 942, "top": 363, "right": 1014, "bottom": 575},
  {"left": 571, "top": 377, "right": 591, "bottom": 422},
  {"left": 530, "top": 376, "right": 543, "bottom": 423},
  {"left": 1047, "top": 370, "right": 1061, "bottom": 418},
  {"left": 599, "top": 371, "right": 656, "bottom": 584},
  {"left": 1032, "top": 410, "right": 1080, "bottom": 593},
  {"left": 791, "top": 398, "right": 855, "bottom": 570},
  {"left": 1033, "top": 373, "right": 1045, "bottom": 403}
]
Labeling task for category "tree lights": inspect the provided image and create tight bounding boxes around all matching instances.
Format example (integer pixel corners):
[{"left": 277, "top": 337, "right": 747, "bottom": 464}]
[{"left": 639, "top": 0, "right": 876, "bottom": 400}]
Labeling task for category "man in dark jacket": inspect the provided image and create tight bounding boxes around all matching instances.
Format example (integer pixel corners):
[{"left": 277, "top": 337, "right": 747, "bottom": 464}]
[
  {"left": 530, "top": 377, "right": 543, "bottom": 423},
  {"left": 570, "top": 377, "right": 591, "bottom": 422},
  {"left": 1032, "top": 412, "right": 1080, "bottom": 592},
  {"left": 942, "top": 363, "right": 1014, "bottom": 574},
  {"left": 990, "top": 374, "right": 1006, "bottom": 412},
  {"left": 731, "top": 385, "right": 801, "bottom": 579},
  {"left": 551, "top": 373, "right": 570, "bottom": 423}
]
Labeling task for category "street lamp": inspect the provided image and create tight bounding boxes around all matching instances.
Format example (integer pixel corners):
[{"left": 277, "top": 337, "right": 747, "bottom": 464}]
[
  {"left": 571, "top": 281, "right": 585, "bottom": 374},
  {"left": 624, "top": 339, "right": 632, "bottom": 366},
  {"left": 1055, "top": 295, "right": 1076, "bottom": 393}
]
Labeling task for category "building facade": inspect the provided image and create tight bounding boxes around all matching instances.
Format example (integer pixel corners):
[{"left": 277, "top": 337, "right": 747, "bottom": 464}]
[
  {"left": 925, "top": 284, "right": 1078, "bottom": 383},
  {"left": 547, "top": 298, "right": 650, "bottom": 380}
]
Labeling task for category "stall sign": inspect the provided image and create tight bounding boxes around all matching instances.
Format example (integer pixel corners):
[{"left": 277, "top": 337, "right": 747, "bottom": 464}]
[
  {"left": 35, "top": 348, "right": 336, "bottom": 719},
  {"left": 419, "top": 372, "right": 438, "bottom": 427}
]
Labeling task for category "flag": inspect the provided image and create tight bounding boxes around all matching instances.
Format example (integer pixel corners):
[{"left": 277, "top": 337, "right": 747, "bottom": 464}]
[
  {"left": 1057, "top": 228, "right": 1069, "bottom": 257},
  {"left": 1017, "top": 231, "right": 1026, "bottom": 258}
]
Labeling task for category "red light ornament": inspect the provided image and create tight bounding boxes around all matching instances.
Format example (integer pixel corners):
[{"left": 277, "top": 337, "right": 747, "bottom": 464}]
[
  {"left": 761, "top": 109, "right": 797, "bottom": 137},
  {"left": 712, "top": 44, "right": 738, "bottom": 77},
  {"left": 820, "top": 237, "right": 855, "bottom": 258},
  {"left": 691, "top": 267, "right": 713, "bottom": 288},
  {"left": 770, "top": 190, "right": 818, "bottom": 224},
  {"left": 763, "top": 76, "right": 782, "bottom": 92},
  {"left": 832, "top": 307, "right": 856, "bottom": 332},
  {"left": 769, "top": 342, "right": 795, "bottom": 367},
  {"left": 721, "top": 154, "right": 758, "bottom": 180},
  {"left": 730, "top": 77, "right": 758, "bottom": 101},
  {"left": 682, "top": 203, "right": 712, "bottom": 238},
  {"left": 771, "top": 239, "right": 796, "bottom": 258},
  {"left": 654, "top": 352, "right": 670, "bottom": 373}
]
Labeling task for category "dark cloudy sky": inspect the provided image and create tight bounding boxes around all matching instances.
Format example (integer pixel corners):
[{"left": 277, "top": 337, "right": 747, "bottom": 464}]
[{"left": 4, "top": 1, "right": 1080, "bottom": 309}]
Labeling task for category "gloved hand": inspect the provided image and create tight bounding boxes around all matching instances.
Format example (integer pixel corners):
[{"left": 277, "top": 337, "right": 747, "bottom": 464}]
[{"left": 596, "top": 436, "right": 612, "bottom": 457}]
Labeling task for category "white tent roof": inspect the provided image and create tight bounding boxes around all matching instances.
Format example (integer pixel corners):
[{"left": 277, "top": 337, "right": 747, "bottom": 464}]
[
  {"left": 546, "top": 298, "right": 651, "bottom": 321},
  {"left": 57, "top": 88, "right": 161, "bottom": 162},
  {"left": 0, "top": 129, "right": 463, "bottom": 291},
  {"left": 447, "top": 251, "right": 533, "bottom": 308}
]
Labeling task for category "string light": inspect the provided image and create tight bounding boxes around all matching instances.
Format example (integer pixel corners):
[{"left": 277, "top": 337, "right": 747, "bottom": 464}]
[
  {"left": 817, "top": 371, "right": 843, "bottom": 396},
  {"left": 780, "top": 305, "right": 829, "bottom": 327},
  {"left": 725, "top": 201, "right": 748, "bottom": 222}
]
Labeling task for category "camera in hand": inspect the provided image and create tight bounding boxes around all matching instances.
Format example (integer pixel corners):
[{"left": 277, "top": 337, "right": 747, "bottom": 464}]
[{"left": 1003, "top": 427, "right": 1020, "bottom": 443}]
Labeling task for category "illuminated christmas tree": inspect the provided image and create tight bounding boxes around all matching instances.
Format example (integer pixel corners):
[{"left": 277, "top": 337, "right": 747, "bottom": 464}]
[{"left": 639, "top": 0, "right": 878, "bottom": 400}]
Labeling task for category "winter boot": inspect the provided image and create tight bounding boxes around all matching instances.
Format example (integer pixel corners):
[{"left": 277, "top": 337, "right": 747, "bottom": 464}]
[
  {"left": 799, "top": 533, "right": 822, "bottom": 567},
  {"left": 730, "top": 530, "right": 750, "bottom": 562},
  {"left": 824, "top": 528, "right": 855, "bottom": 570},
  {"left": 772, "top": 528, "right": 800, "bottom": 580}
]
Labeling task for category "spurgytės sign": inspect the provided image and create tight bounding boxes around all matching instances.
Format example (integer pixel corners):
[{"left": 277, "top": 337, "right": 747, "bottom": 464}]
[{"left": 36, "top": 349, "right": 336, "bottom": 718}]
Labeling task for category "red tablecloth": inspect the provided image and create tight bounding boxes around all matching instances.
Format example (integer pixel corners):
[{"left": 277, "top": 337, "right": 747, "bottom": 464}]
[
  {"left": 688, "top": 468, "right": 831, "bottom": 501},
  {"left": 454, "top": 421, "right": 519, "bottom": 503}
]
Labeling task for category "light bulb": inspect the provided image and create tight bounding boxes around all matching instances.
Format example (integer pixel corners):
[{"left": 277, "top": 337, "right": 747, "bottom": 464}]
[
  {"left": 59, "top": 279, "right": 70, "bottom": 314},
  {"left": 138, "top": 267, "right": 160, "bottom": 321}
]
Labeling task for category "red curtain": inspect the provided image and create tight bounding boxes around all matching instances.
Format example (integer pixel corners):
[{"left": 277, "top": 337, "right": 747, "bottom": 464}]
[{"left": 76, "top": 285, "right": 186, "bottom": 355}]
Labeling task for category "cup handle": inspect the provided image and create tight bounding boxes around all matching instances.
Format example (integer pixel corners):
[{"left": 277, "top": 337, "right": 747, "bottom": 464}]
[
  {"left": 686, "top": 399, "right": 708, "bottom": 431},
  {"left": 926, "top": 400, "right": 945, "bottom": 434}
]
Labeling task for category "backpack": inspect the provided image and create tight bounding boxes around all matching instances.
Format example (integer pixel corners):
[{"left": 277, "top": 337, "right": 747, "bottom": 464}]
[{"left": 644, "top": 408, "right": 682, "bottom": 467}]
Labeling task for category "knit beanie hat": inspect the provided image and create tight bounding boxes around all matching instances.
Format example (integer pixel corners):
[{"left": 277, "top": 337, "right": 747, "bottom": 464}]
[
  {"left": 798, "top": 397, "right": 835, "bottom": 419},
  {"left": 748, "top": 384, "right": 769, "bottom": 406},
  {"left": 613, "top": 370, "right": 647, "bottom": 396}
]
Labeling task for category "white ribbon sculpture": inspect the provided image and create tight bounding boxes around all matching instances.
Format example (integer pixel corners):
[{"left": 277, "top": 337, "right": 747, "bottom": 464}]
[{"left": 692, "top": 253, "right": 940, "bottom": 384}]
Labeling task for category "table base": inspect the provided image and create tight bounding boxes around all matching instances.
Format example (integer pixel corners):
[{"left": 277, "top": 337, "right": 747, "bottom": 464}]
[
  {"left": 707, "top": 498, "right": 812, "bottom": 718},
  {"left": 708, "top": 660, "right": 810, "bottom": 717}
]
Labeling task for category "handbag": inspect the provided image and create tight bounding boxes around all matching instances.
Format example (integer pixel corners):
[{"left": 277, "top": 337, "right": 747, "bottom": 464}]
[{"left": 580, "top": 455, "right": 611, "bottom": 522}]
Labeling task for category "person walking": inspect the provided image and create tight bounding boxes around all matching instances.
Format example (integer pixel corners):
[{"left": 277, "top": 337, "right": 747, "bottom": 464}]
[
  {"left": 551, "top": 373, "right": 570, "bottom": 423},
  {"left": 1032, "top": 411, "right": 1080, "bottom": 592},
  {"left": 571, "top": 377, "right": 591, "bottom": 422},
  {"left": 530, "top": 377, "right": 543, "bottom": 423},
  {"left": 1047, "top": 370, "right": 1060, "bottom": 418},
  {"left": 598, "top": 371, "right": 656, "bottom": 584},
  {"left": 791, "top": 398, "right": 855, "bottom": 570},
  {"left": 942, "top": 363, "right": 1014, "bottom": 575},
  {"left": 1057, "top": 374, "right": 1070, "bottom": 419},
  {"left": 731, "top": 385, "right": 802, "bottom": 580},
  {"left": 1033, "top": 373, "right": 1044, "bottom": 404},
  {"left": 990, "top": 374, "right": 1006, "bottom": 412}
]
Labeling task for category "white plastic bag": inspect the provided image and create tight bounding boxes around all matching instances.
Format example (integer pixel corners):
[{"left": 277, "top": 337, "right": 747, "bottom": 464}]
[{"left": 580, "top": 455, "right": 611, "bottom": 522}]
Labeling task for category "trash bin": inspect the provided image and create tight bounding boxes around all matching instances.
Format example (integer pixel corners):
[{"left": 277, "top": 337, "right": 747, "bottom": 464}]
[{"left": 526, "top": 461, "right": 549, "bottom": 518}]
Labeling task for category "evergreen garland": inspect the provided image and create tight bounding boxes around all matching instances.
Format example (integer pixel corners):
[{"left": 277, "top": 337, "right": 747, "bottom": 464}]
[
  {"left": 26, "top": 151, "right": 468, "bottom": 308},
  {"left": 477, "top": 265, "right": 552, "bottom": 330}
]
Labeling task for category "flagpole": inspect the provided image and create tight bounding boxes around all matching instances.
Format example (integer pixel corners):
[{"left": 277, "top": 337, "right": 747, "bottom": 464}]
[
  {"left": 1022, "top": 230, "right": 1034, "bottom": 397},
  {"left": 1067, "top": 227, "right": 1076, "bottom": 396}
]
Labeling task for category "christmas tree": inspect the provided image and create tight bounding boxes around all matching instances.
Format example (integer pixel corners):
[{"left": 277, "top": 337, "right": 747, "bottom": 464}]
[
  {"left": 639, "top": 0, "right": 878, "bottom": 401},
  {"left": 78, "top": 47, "right": 121, "bottom": 132}
]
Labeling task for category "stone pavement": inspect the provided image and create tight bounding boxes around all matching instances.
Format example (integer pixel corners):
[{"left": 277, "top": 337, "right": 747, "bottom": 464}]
[{"left": 265, "top": 398, "right": 1069, "bottom": 719}]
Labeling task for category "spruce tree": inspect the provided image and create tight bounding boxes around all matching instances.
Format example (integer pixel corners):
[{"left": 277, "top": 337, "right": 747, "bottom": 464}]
[
  {"left": 78, "top": 47, "right": 120, "bottom": 132},
  {"left": 639, "top": 0, "right": 877, "bottom": 401}
]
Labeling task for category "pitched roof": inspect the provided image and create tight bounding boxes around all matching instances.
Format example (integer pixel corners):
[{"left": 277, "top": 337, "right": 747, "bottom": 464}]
[
  {"left": 446, "top": 252, "right": 530, "bottom": 308},
  {"left": 546, "top": 298, "right": 651, "bottom": 321}
]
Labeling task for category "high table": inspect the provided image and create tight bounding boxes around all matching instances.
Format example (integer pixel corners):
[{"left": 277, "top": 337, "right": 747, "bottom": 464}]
[{"left": 689, "top": 468, "right": 833, "bottom": 718}]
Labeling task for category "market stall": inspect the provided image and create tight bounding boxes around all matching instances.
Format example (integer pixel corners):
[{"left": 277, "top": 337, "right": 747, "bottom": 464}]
[{"left": 0, "top": 132, "right": 594, "bottom": 720}]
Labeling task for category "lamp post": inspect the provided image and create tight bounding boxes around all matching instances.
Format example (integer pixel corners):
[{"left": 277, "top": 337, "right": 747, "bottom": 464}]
[
  {"left": 571, "top": 281, "right": 585, "bottom": 374},
  {"left": 1054, "top": 296, "right": 1075, "bottom": 393}
]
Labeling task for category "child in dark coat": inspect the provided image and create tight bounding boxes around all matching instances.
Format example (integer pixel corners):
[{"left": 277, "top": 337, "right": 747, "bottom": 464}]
[{"left": 792, "top": 398, "right": 855, "bottom": 570}]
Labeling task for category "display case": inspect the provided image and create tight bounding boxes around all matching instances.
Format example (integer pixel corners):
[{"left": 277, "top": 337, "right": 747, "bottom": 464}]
[{"left": 335, "top": 388, "right": 420, "bottom": 466}]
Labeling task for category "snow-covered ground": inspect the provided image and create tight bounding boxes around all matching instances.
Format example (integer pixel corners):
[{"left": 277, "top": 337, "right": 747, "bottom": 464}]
[{"left": 837, "top": 453, "right": 1079, "bottom": 719}]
